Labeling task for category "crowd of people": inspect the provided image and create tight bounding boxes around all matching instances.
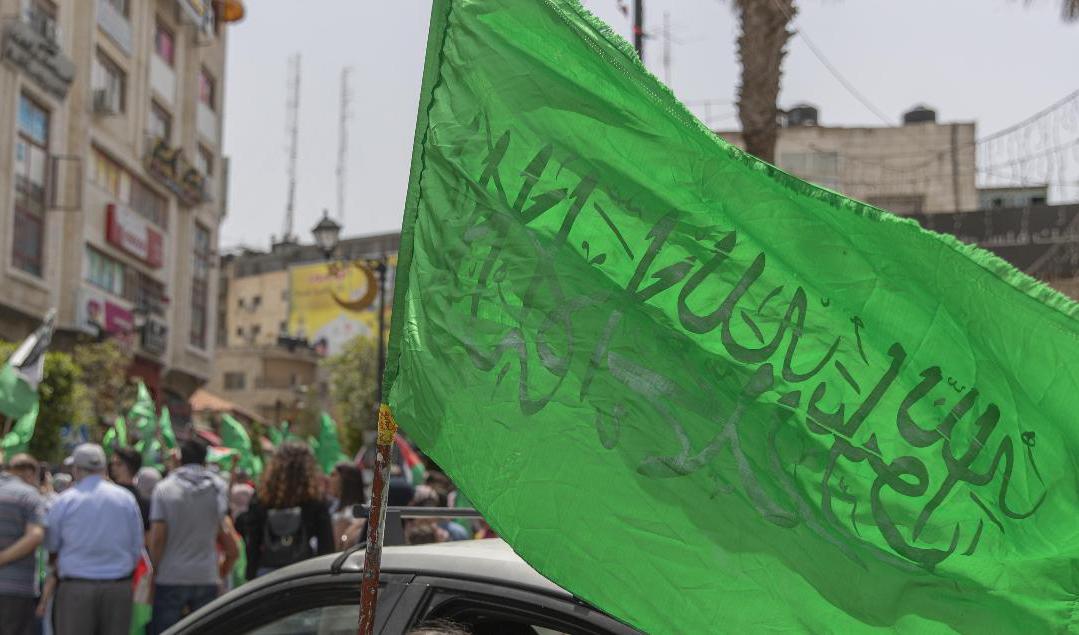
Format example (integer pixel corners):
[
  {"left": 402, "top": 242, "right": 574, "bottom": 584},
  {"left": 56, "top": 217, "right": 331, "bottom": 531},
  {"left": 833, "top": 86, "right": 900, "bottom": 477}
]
[{"left": 0, "top": 433, "right": 486, "bottom": 635}]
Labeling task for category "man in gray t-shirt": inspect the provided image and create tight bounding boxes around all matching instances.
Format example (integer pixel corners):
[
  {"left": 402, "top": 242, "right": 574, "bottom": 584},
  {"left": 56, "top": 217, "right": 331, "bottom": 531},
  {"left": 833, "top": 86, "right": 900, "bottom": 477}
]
[
  {"left": 148, "top": 439, "right": 237, "bottom": 635},
  {"left": 0, "top": 455, "right": 46, "bottom": 635}
]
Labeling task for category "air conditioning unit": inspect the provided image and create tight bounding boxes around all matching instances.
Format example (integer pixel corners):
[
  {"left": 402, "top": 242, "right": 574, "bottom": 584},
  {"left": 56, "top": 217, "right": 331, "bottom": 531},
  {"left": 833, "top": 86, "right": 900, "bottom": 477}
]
[{"left": 92, "top": 89, "right": 118, "bottom": 116}]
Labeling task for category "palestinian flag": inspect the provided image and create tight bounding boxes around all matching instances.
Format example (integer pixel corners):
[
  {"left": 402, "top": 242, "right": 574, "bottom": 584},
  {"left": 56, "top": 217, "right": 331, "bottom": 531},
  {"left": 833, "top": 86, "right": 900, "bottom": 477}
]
[{"left": 0, "top": 309, "right": 55, "bottom": 421}]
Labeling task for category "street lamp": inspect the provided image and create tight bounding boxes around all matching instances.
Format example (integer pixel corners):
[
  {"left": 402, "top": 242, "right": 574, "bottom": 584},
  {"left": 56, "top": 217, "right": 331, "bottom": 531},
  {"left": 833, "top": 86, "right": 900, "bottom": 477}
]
[
  {"left": 311, "top": 210, "right": 342, "bottom": 260},
  {"left": 310, "top": 217, "right": 389, "bottom": 409}
]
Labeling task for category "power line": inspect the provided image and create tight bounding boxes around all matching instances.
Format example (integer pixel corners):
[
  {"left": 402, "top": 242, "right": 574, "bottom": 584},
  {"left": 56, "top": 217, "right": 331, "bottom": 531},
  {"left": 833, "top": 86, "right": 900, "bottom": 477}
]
[{"left": 765, "top": 0, "right": 892, "bottom": 125}]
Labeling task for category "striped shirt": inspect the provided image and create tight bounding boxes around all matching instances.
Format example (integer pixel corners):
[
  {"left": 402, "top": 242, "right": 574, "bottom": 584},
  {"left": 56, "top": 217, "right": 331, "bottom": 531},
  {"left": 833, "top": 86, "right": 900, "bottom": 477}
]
[{"left": 0, "top": 473, "right": 45, "bottom": 597}]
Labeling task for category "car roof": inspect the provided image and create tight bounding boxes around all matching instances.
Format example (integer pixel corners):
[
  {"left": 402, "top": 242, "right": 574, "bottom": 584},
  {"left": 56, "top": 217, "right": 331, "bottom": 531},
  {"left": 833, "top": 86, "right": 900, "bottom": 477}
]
[
  {"left": 376, "top": 538, "right": 568, "bottom": 595},
  {"left": 222, "top": 538, "right": 568, "bottom": 602}
]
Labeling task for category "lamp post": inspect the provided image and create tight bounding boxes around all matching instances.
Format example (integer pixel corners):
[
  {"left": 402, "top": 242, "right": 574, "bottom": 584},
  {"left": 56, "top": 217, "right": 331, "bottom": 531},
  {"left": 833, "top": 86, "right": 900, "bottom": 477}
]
[{"left": 311, "top": 211, "right": 393, "bottom": 635}]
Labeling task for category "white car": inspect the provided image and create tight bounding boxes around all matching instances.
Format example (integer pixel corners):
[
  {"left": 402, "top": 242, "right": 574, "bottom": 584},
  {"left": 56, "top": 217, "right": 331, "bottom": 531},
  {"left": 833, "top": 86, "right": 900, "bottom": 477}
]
[{"left": 165, "top": 538, "right": 641, "bottom": 634}]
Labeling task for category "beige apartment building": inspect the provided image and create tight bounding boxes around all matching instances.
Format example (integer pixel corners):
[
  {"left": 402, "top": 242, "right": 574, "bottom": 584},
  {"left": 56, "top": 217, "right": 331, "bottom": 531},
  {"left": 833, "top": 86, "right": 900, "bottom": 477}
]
[
  {"left": 207, "top": 233, "right": 399, "bottom": 424},
  {"left": 0, "top": 0, "right": 240, "bottom": 417},
  {"left": 719, "top": 105, "right": 979, "bottom": 215}
]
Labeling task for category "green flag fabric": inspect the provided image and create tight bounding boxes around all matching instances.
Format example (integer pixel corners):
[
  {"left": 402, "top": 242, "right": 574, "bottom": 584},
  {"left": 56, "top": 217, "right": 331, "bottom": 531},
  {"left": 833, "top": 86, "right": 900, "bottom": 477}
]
[
  {"left": 159, "top": 407, "right": 176, "bottom": 450},
  {"left": 314, "top": 412, "right": 348, "bottom": 474},
  {"left": 266, "top": 420, "right": 284, "bottom": 447},
  {"left": 220, "top": 414, "right": 261, "bottom": 477},
  {"left": 1, "top": 402, "right": 37, "bottom": 457},
  {"left": 102, "top": 416, "right": 127, "bottom": 453},
  {"left": 385, "top": 2, "right": 1079, "bottom": 633},
  {"left": 0, "top": 310, "right": 55, "bottom": 420},
  {"left": 129, "top": 381, "right": 157, "bottom": 439}
]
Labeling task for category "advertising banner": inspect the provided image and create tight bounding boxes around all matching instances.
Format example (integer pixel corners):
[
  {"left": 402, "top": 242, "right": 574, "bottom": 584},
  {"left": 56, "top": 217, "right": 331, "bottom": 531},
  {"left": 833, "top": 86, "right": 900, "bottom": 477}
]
[{"left": 286, "top": 260, "right": 389, "bottom": 357}]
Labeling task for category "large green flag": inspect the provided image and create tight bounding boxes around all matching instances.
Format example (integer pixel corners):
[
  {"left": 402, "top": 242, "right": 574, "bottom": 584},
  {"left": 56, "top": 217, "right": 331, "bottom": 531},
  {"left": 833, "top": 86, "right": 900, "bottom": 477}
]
[
  {"left": 220, "top": 414, "right": 262, "bottom": 478},
  {"left": 314, "top": 412, "right": 348, "bottom": 474},
  {"left": 129, "top": 380, "right": 156, "bottom": 438},
  {"left": 1, "top": 402, "right": 38, "bottom": 457},
  {"left": 385, "top": 2, "right": 1079, "bottom": 633}
]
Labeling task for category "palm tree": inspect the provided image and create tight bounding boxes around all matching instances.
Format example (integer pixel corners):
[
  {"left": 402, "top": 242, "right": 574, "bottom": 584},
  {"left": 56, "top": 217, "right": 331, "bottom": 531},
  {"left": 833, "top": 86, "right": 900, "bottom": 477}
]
[
  {"left": 728, "top": 0, "right": 1076, "bottom": 164},
  {"left": 731, "top": 0, "right": 796, "bottom": 164}
]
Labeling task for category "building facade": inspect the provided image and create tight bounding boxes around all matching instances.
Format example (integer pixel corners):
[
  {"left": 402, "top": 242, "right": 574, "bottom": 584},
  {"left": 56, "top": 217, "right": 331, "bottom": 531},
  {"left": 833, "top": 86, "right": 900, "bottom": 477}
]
[
  {"left": 718, "top": 106, "right": 979, "bottom": 215},
  {"left": 0, "top": 0, "right": 238, "bottom": 416},
  {"left": 208, "top": 233, "right": 399, "bottom": 423}
]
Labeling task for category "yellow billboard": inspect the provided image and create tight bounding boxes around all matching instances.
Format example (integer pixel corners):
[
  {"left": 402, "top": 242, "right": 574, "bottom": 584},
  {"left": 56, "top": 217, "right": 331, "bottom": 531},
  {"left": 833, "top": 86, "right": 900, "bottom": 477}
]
[{"left": 287, "top": 260, "right": 391, "bottom": 356}]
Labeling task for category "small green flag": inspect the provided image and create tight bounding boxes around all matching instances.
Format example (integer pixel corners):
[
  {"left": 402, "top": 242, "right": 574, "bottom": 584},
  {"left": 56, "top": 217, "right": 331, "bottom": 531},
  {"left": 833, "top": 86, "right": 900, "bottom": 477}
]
[
  {"left": 386, "top": 2, "right": 1079, "bottom": 632},
  {"left": 159, "top": 407, "right": 176, "bottom": 450},
  {"left": 102, "top": 416, "right": 127, "bottom": 452},
  {"left": 129, "top": 380, "right": 156, "bottom": 441},
  {"left": 1, "top": 402, "right": 38, "bottom": 457},
  {"left": 0, "top": 310, "right": 54, "bottom": 421},
  {"left": 220, "top": 414, "right": 261, "bottom": 478},
  {"left": 314, "top": 412, "right": 348, "bottom": 474},
  {"left": 266, "top": 420, "right": 288, "bottom": 447}
]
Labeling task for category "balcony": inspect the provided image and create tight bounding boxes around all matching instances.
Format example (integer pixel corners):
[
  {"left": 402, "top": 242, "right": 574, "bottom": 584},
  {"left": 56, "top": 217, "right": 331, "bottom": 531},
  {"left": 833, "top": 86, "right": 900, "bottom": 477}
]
[
  {"left": 150, "top": 55, "right": 175, "bottom": 105},
  {"left": 1, "top": 17, "right": 75, "bottom": 99},
  {"left": 197, "top": 102, "right": 218, "bottom": 144},
  {"left": 96, "top": 0, "right": 132, "bottom": 54}
]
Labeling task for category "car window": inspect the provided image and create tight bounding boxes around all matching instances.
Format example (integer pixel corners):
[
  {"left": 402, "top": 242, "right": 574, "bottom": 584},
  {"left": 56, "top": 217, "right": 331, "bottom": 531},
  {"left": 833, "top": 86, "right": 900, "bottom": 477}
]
[
  {"left": 411, "top": 578, "right": 639, "bottom": 635},
  {"left": 244, "top": 604, "right": 358, "bottom": 635}
]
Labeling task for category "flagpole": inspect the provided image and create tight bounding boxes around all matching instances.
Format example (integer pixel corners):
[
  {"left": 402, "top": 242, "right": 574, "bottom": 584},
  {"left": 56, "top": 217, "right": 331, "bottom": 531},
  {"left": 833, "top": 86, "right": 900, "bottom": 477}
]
[{"left": 357, "top": 404, "right": 396, "bottom": 634}]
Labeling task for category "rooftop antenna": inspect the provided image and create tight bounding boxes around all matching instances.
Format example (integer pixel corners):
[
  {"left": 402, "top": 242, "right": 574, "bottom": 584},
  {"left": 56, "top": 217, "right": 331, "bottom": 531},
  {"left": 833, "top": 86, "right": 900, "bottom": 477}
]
[
  {"left": 336, "top": 67, "right": 353, "bottom": 223},
  {"left": 283, "top": 53, "right": 301, "bottom": 242}
]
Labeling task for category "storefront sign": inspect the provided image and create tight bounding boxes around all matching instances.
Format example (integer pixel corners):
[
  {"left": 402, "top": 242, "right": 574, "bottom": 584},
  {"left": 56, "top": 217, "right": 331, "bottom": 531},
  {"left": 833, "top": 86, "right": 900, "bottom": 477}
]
[
  {"left": 106, "top": 204, "right": 165, "bottom": 268},
  {"left": 141, "top": 318, "right": 169, "bottom": 356},
  {"left": 77, "top": 286, "right": 134, "bottom": 336},
  {"left": 145, "top": 139, "right": 207, "bottom": 207},
  {"left": 1, "top": 19, "right": 75, "bottom": 99}
]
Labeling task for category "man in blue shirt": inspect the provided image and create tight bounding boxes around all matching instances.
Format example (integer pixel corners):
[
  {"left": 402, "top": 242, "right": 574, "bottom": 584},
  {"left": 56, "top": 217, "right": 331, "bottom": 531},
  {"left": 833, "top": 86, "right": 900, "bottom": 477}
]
[{"left": 45, "top": 444, "right": 143, "bottom": 635}]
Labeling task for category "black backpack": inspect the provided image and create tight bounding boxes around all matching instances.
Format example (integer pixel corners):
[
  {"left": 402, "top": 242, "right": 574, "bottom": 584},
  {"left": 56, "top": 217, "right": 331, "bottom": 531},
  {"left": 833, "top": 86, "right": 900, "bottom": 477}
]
[{"left": 261, "top": 506, "right": 312, "bottom": 568}]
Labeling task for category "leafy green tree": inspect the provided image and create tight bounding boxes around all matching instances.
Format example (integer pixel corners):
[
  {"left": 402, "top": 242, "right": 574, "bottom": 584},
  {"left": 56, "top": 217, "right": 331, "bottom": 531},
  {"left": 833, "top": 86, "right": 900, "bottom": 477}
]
[
  {"left": 0, "top": 342, "right": 80, "bottom": 464},
  {"left": 72, "top": 340, "right": 133, "bottom": 438},
  {"left": 321, "top": 335, "right": 379, "bottom": 455}
]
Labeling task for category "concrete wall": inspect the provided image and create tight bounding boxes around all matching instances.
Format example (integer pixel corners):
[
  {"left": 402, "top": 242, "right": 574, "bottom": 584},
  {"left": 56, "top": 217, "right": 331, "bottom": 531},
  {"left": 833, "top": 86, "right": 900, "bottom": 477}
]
[
  {"left": 718, "top": 121, "right": 978, "bottom": 214},
  {"left": 226, "top": 269, "right": 289, "bottom": 347}
]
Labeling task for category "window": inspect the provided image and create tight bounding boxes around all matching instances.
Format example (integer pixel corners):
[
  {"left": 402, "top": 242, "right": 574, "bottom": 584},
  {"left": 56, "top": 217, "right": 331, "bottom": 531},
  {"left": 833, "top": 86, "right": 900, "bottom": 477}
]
[
  {"left": 224, "top": 372, "right": 246, "bottom": 390},
  {"left": 198, "top": 68, "right": 216, "bottom": 110},
  {"left": 154, "top": 21, "right": 174, "bottom": 65},
  {"left": 93, "top": 149, "right": 167, "bottom": 229},
  {"left": 196, "top": 145, "right": 214, "bottom": 176},
  {"left": 84, "top": 246, "right": 125, "bottom": 296},
  {"left": 190, "top": 223, "right": 212, "bottom": 348},
  {"left": 779, "top": 152, "right": 839, "bottom": 190},
  {"left": 91, "top": 148, "right": 124, "bottom": 197},
  {"left": 25, "top": 0, "right": 58, "bottom": 41},
  {"left": 237, "top": 297, "right": 244, "bottom": 309},
  {"left": 251, "top": 295, "right": 261, "bottom": 308},
  {"left": 236, "top": 326, "right": 244, "bottom": 337},
  {"left": 149, "top": 102, "right": 172, "bottom": 142},
  {"left": 279, "top": 321, "right": 288, "bottom": 334},
  {"left": 13, "top": 94, "right": 50, "bottom": 276},
  {"left": 251, "top": 325, "right": 261, "bottom": 338},
  {"left": 92, "top": 51, "right": 126, "bottom": 113},
  {"left": 126, "top": 272, "right": 165, "bottom": 316},
  {"left": 129, "top": 178, "right": 167, "bottom": 228}
]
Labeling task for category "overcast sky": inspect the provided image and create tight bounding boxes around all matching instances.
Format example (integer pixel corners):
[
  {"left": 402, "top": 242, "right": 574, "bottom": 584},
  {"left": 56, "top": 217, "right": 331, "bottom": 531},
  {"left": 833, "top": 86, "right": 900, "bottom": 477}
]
[{"left": 219, "top": 0, "right": 1079, "bottom": 249}]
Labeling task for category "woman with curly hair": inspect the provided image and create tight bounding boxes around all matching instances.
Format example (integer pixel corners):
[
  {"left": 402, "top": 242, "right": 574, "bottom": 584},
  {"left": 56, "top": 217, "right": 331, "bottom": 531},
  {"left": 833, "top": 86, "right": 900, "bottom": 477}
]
[{"left": 242, "top": 442, "right": 333, "bottom": 578}]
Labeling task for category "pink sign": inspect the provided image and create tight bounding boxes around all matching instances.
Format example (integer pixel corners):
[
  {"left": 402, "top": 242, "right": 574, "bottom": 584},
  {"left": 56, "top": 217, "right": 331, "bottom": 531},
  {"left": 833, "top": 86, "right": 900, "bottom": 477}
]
[{"left": 79, "top": 288, "right": 133, "bottom": 335}]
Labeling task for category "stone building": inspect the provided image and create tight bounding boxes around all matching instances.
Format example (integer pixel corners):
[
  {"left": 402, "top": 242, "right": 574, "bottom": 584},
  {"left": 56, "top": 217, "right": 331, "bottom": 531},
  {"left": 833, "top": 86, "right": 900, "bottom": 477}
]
[
  {"left": 718, "top": 105, "right": 978, "bottom": 215},
  {"left": 208, "top": 232, "right": 399, "bottom": 424},
  {"left": 0, "top": 0, "right": 241, "bottom": 417}
]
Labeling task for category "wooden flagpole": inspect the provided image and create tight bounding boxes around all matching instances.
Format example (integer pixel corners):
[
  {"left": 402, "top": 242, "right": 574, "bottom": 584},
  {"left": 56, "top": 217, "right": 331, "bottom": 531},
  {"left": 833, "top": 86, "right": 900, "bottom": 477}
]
[{"left": 357, "top": 404, "right": 397, "bottom": 634}]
